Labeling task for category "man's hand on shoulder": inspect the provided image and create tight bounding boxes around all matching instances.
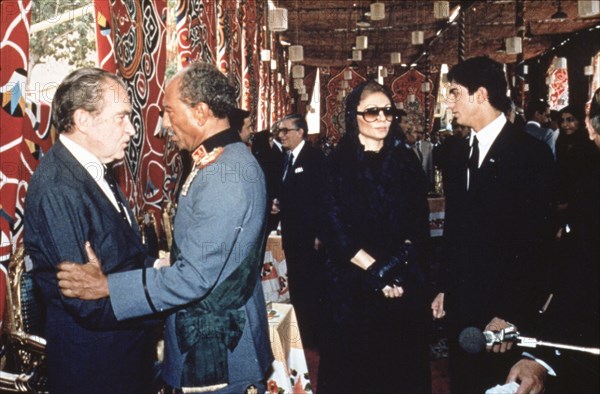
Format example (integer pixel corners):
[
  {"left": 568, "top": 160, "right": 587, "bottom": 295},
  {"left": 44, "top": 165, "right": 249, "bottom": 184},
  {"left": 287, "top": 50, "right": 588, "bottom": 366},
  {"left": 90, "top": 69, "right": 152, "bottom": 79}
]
[{"left": 57, "top": 242, "right": 109, "bottom": 300}]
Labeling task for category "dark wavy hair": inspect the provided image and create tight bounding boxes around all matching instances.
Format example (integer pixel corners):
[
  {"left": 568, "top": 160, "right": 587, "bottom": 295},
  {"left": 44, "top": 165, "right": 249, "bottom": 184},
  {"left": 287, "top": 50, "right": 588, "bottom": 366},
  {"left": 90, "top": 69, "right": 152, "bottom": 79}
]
[
  {"left": 52, "top": 67, "right": 127, "bottom": 133},
  {"left": 447, "top": 56, "right": 511, "bottom": 114},
  {"left": 341, "top": 80, "right": 400, "bottom": 151},
  {"left": 177, "top": 62, "right": 236, "bottom": 119}
]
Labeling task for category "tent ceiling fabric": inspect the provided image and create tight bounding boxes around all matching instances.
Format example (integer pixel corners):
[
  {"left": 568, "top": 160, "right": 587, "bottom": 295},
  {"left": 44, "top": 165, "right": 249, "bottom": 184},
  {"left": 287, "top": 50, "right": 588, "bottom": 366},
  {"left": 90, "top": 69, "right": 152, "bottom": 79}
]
[{"left": 275, "top": 0, "right": 600, "bottom": 67}]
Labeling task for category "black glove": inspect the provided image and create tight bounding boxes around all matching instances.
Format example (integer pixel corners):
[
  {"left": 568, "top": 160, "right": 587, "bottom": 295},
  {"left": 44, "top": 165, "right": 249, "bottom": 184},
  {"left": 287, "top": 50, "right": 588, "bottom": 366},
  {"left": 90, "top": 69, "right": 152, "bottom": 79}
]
[{"left": 366, "top": 255, "right": 407, "bottom": 293}]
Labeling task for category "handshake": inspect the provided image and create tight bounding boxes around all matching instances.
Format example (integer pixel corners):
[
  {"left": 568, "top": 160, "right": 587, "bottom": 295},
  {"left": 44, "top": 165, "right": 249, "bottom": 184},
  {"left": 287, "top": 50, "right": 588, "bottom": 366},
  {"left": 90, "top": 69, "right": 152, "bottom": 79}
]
[{"left": 365, "top": 243, "right": 412, "bottom": 293}]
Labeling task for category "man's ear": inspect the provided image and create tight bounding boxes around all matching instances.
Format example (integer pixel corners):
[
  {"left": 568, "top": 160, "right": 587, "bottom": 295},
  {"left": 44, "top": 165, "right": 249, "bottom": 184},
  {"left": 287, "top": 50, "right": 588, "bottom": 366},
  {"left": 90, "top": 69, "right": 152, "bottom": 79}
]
[
  {"left": 192, "top": 102, "right": 209, "bottom": 127},
  {"left": 476, "top": 87, "right": 489, "bottom": 104},
  {"left": 73, "top": 108, "right": 91, "bottom": 133}
]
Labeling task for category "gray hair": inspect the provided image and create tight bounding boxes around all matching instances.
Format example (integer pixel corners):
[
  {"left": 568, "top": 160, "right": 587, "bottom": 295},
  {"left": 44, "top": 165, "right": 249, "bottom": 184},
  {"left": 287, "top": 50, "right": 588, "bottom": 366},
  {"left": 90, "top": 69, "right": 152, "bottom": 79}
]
[
  {"left": 52, "top": 67, "right": 127, "bottom": 133},
  {"left": 177, "top": 62, "right": 236, "bottom": 119}
]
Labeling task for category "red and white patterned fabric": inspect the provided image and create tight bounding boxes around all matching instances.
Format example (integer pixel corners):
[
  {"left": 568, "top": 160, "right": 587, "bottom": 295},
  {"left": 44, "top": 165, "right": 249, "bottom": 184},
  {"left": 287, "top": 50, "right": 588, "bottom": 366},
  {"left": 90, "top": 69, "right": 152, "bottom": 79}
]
[
  {"left": 94, "top": 0, "right": 174, "bottom": 233},
  {"left": 1, "top": 0, "right": 52, "bottom": 263},
  {"left": 390, "top": 69, "right": 436, "bottom": 133}
]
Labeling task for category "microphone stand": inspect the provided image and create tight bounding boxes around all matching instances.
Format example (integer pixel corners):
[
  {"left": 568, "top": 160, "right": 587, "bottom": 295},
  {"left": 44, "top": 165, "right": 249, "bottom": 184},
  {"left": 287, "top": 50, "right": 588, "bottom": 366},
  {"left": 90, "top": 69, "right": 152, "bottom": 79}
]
[
  {"left": 516, "top": 336, "right": 600, "bottom": 355},
  {"left": 487, "top": 327, "right": 600, "bottom": 356}
]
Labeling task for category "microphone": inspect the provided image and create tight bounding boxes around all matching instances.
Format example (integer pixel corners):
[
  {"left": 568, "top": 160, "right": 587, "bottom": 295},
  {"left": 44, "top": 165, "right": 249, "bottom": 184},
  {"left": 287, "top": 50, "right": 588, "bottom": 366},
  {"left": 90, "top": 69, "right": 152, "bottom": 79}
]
[
  {"left": 458, "top": 326, "right": 487, "bottom": 354},
  {"left": 459, "top": 327, "right": 600, "bottom": 355}
]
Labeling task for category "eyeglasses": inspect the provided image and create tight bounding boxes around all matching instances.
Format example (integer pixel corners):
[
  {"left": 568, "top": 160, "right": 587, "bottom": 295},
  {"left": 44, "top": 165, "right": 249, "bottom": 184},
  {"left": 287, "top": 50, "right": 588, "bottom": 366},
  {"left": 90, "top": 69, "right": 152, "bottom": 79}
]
[
  {"left": 356, "top": 107, "right": 395, "bottom": 123},
  {"left": 277, "top": 127, "right": 299, "bottom": 134}
]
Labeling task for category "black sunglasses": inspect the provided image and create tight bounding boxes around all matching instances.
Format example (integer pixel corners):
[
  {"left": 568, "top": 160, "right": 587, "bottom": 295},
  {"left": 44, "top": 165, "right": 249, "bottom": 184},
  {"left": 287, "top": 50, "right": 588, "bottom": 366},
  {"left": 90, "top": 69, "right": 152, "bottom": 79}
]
[{"left": 356, "top": 107, "right": 395, "bottom": 122}]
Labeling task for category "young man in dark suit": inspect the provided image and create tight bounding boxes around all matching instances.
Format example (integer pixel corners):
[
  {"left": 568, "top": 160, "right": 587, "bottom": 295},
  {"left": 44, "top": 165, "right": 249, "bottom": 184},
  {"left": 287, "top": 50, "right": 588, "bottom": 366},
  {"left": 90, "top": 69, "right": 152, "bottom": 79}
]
[
  {"left": 24, "top": 68, "right": 159, "bottom": 394},
  {"left": 276, "top": 114, "right": 325, "bottom": 349},
  {"left": 430, "top": 56, "right": 556, "bottom": 393}
]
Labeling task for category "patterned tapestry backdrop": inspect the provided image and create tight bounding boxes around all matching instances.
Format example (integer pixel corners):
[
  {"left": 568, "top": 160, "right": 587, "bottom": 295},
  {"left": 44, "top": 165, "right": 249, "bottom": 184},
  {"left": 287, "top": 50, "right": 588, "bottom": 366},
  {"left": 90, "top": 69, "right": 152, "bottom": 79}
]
[
  {"left": 177, "top": 0, "right": 264, "bottom": 126},
  {"left": 320, "top": 66, "right": 366, "bottom": 143},
  {"left": 94, "top": 0, "right": 173, "bottom": 238},
  {"left": 242, "top": 0, "right": 262, "bottom": 123},
  {"left": 390, "top": 68, "right": 437, "bottom": 133},
  {"left": 176, "top": 0, "right": 216, "bottom": 66},
  {"left": 0, "top": 0, "right": 54, "bottom": 262}
]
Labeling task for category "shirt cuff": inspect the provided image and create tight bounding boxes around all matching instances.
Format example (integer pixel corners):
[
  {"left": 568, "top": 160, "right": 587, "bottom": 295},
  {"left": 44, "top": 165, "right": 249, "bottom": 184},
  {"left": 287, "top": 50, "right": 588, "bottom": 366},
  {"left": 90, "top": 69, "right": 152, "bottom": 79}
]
[{"left": 522, "top": 352, "right": 557, "bottom": 377}]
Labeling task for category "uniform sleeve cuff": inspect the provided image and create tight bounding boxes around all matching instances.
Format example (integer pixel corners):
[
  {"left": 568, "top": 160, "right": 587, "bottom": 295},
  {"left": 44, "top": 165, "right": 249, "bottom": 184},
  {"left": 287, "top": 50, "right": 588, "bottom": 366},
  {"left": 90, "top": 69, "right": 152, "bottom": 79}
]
[{"left": 522, "top": 352, "right": 557, "bottom": 377}]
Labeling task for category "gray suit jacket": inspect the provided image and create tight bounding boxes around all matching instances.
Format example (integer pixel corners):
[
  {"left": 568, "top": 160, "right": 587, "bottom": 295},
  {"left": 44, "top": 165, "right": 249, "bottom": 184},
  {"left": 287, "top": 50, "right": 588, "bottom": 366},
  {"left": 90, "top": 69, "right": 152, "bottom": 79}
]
[
  {"left": 524, "top": 121, "right": 555, "bottom": 157},
  {"left": 108, "top": 138, "right": 273, "bottom": 392}
]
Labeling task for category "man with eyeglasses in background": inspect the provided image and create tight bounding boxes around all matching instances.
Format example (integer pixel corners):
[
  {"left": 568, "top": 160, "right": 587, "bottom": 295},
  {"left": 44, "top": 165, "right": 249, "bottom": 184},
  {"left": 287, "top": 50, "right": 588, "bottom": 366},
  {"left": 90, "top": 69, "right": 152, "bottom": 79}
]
[{"left": 275, "top": 114, "right": 326, "bottom": 350}]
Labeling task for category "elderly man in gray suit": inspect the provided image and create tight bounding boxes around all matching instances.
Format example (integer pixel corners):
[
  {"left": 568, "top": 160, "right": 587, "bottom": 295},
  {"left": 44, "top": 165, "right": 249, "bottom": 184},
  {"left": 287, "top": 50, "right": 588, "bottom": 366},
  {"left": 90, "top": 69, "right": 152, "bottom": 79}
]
[{"left": 57, "top": 62, "right": 273, "bottom": 394}]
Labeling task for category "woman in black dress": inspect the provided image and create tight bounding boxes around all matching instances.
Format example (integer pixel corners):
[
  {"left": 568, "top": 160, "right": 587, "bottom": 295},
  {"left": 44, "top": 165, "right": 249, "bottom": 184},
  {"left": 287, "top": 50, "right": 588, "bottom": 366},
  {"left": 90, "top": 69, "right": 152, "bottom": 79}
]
[{"left": 317, "top": 81, "right": 431, "bottom": 394}]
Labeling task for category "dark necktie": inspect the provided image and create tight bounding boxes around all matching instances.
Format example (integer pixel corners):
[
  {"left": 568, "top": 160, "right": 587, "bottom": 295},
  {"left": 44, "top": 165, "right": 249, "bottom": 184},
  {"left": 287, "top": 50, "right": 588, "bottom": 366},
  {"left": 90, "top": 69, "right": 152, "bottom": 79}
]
[
  {"left": 103, "top": 165, "right": 130, "bottom": 223},
  {"left": 468, "top": 136, "right": 479, "bottom": 190},
  {"left": 415, "top": 142, "right": 423, "bottom": 162},
  {"left": 283, "top": 152, "right": 294, "bottom": 181}
]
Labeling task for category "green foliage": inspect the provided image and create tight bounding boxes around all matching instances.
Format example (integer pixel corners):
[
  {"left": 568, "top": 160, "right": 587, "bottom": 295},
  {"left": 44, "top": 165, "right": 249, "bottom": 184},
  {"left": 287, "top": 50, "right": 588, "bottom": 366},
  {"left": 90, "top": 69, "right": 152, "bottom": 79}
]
[{"left": 29, "top": 0, "right": 96, "bottom": 69}]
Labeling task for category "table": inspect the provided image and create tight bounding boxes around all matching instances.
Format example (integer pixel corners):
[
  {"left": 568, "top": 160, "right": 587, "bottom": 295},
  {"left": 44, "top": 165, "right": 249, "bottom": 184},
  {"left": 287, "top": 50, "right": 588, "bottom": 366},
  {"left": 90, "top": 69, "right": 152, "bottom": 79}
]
[
  {"left": 428, "top": 197, "right": 445, "bottom": 237},
  {"left": 266, "top": 303, "right": 313, "bottom": 393},
  {"left": 261, "top": 233, "right": 290, "bottom": 303}
]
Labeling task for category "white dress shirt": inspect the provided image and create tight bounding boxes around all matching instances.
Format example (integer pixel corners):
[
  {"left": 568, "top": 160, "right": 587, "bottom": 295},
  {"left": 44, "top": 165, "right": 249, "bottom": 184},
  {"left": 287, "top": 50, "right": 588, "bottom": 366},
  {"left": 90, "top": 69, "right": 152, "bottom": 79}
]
[
  {"left": 288, "top": 139, "right": 305, "bottom": 165},
  {"left": 60, "top": 134, "right": 131, "bottom": 224},
  {"left": 469, "top": 113, "right": 506, "bottom": 168}
]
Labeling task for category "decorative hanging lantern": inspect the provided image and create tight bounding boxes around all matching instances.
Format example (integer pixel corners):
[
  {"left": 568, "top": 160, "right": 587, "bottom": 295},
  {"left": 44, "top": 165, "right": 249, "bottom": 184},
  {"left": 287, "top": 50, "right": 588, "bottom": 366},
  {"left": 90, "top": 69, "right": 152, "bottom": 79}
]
[
  {"left": 301, "top": 93, "right": 309, "bottom": 101},
  {"left": 344, "top": 70, "right": 353, "bottom": 80},
  {"left": 293, "top": 78, "right": 304, "bottom": 89},
  {"left": 408, "top": 94, "right": 416, "bottom": 103},
  {"left": 505, "top": 37, "right": 522, "bottom": 55},
  {"left": 289, "top": 45, "right": 304, "bottom": 62},
  {"left": 299, "top": 85, "right": 307, "bottom": 94},
  {"left": 292, "top": 65, "right": 305, "bottom": 78},
  {"left": 421, "top": 82, "right": 431, "bottom": 92},
  {"left": 260, "top": 49, "right": 271, "bottom": 62},
  {"left": 524, "top": 83, "right": 530, "bottom": 92},
  {"left": 277, "top": 72, "right": 282, "bottom": 82},
  {"left": 379, "top": 67, "right": 388, "bottom": 78},
  {"left": 433, "top": 1, "right": 450, "bottom": 19},
  {"left": 411, "top": 31, "right": 424, "bottom": 45},
  {"left": 337, "top": 90, "right": 345, "bottom": 101},
  {"left": 341, "top": 80, "right": 349, "bottom": 89},
  {"left": 270, "top": 59, "right": 277, "bottom": 70},
  {"left": 578, "top": 0, "right": 600, "bottom": 17},
  {"left": 584, "top": 65, "right": 594, "bottom": 75},
  {"left": 356, "top": 35, "right": 368, "bottom": 50},
  {"left": 370, "top": 2, "right": 385, "bottom": 21},
  {"left": 268, "top": 7, "right": 288, "bottom": 32},
  {"left": 523, "top": 65, "right": 529, "bottom": 74},
  {"left": 395, "top": 102, "right": 404, "bottom": 110},
  {"left": 352, "top": 49, "right": 363, "bottom": 61},
  {"left": 390, "top": 52, "right": 402, "bottom": 65},
  {"left": 554, "top": 57, "right": 567, "bottom": 69}
]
